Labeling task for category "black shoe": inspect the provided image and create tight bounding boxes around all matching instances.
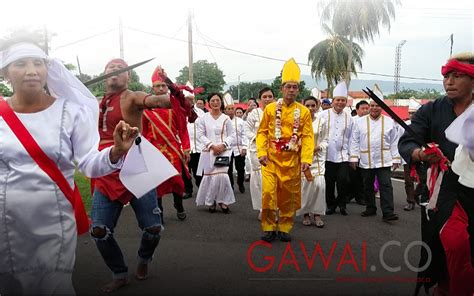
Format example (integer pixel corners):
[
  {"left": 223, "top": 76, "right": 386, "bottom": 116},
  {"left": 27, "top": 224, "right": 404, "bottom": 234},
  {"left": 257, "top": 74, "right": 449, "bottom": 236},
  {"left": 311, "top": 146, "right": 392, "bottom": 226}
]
[
  {"left": 383, "top": 213, "right": 399, "bottom": 222},
  {"left": 361, "top": 210, "right": 377, "bottom": 217},
  {"left": 183, "top": 192, "right": 193, "bottom": 199},
  {"left": 239, "top": 185, "right": 245, "bottom": 194},
  {"left": 326, "top": 208, "right": 336, "bottom": 215},
  {"left": 278, "top": 232, "right": 292, "bottom": 242},
  {"left": 404, "top": 203, "right": 415, "bottom": 211},
  {"left": 261, "top": 231, "right": 277, "bottom": 242},
  {"left": 340, "top": 208, "right": 348, "bottom": 216}
]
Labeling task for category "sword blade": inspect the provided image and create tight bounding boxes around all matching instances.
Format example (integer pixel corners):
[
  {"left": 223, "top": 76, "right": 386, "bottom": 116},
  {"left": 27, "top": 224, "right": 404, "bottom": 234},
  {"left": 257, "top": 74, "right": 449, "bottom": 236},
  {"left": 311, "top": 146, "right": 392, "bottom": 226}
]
[
  {"left": 363, "top": 87, "right": 429, "bottom": 148},
  {"left": 84, "top": 58, "right": 154, "bottom": 87}
]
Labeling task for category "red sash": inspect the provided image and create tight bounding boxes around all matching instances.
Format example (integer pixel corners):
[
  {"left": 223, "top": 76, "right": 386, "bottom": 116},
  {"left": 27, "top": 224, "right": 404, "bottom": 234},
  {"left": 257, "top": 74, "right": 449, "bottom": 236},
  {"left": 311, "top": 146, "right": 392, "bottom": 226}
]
[{"left": 0, "top": 98, "right": 89, "bottom": 235}]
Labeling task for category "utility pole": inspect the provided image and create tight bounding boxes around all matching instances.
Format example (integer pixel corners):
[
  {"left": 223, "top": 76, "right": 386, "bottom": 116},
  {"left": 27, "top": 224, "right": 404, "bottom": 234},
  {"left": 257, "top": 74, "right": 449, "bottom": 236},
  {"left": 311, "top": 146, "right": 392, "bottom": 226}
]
[
  {"left": 237, "top": 73, "right": 245, "bottom": 102},
  {"left": 188, "top": 10, "right": 194, "bottom": 85},
  {"left": 76, "top": 55, "right": 82, "bottom": 76},
  {"left": 43, "top": 25, "right": 49, "bottom": 55},
  {"left": 394, "top": 40, "right": 407, "bottom": 105},
  {"left": 449, "top": 34, "right": 454, "bottom": 57},
  {"left": 119, "top": 18, "right": 124, "bottom": 59}
]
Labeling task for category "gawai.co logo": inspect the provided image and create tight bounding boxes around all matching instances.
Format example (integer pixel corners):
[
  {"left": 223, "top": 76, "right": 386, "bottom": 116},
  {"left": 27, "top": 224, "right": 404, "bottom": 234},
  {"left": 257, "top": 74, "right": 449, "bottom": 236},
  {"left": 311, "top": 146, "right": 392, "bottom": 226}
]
[{"left": 246, "top": 240, "right": 432, "bottom": 280}]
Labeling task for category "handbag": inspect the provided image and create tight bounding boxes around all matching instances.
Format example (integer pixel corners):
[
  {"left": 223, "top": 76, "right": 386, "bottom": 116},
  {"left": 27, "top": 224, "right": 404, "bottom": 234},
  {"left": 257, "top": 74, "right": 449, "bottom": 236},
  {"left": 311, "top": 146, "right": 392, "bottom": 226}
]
[
  {"left": 214, "top": 155, "right": 230, "bottom": 167},
  {"left": 213, "top": 118, "right": 231, "bottom": 167}
]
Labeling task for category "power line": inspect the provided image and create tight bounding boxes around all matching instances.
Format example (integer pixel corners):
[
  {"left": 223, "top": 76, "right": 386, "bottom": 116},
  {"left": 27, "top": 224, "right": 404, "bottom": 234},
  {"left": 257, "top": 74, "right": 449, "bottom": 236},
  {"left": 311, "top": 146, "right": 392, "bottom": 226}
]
[
  {"left": 53, "top": 28, "right": 117, "bottom": 50},
  {"left": 125, "top": 26, "right": 442, "bottom": 82}
]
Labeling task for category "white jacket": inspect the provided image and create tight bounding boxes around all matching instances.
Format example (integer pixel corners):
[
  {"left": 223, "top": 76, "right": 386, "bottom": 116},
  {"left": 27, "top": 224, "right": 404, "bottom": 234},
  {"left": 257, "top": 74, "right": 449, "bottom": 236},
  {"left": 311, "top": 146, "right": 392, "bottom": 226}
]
[
  {"left": 318, "top": 108, "right": 353, "bottom": 163},
  {"left": 349, "top": 114, "right": 401, "bottom": 169}
]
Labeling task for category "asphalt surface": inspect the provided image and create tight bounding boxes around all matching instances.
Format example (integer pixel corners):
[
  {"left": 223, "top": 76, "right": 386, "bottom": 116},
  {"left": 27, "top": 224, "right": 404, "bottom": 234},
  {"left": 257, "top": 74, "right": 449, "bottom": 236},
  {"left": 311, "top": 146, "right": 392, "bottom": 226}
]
[{"left": 73, "top": 178, "right": 423, "bottom": 296}]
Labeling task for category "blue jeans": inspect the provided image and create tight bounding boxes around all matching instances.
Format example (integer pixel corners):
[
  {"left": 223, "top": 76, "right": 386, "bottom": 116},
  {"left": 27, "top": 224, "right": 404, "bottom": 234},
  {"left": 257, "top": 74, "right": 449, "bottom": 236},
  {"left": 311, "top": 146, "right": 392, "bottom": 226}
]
[{"left": 90, "top": 189, "right": 162, "bottom": 279}]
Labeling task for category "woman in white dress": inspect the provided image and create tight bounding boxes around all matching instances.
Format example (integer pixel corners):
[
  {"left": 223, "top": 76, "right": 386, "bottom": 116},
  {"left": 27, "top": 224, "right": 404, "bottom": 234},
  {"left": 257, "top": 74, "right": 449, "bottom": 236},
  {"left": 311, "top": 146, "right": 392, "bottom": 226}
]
[
  {"left": 297, "top": 96, "right": 328, "bottom": 227},
  {"left": 0, "top": 41, "right": 137, "bottom": 295},
  {"left": 195, "top": 93, "right": 236, "bottom": 213},
  {"left": 245, "top": 87, "right": 275, "bottom": 220}
]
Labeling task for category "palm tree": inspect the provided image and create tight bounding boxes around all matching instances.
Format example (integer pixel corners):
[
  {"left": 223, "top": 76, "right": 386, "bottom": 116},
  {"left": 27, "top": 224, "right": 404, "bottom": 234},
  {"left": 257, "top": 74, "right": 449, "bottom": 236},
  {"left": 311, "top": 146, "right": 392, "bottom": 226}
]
[
  {"left": 318, "top": 0, "right": 400, "bottom": 87},
  {"left": 308, "top": 25, "right": 364, "bottom": 96}
]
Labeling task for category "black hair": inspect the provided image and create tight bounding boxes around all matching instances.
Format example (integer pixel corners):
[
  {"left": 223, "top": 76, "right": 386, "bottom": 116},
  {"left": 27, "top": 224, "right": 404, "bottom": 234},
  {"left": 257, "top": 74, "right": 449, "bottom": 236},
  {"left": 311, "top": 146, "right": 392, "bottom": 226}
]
[
  {"left": 351, "top": 109, "right": 357, "bottom": 116},
  {"left": 207, "top": 92, "right": 224, "bottom": 112},
  {"left": 248, "top": 97, "right": 257, "bottom": 104},
  {"left": 303, "top": 96, "right": 318, "bottom": 105},
  {"left": 258, "top": 87, "right": 275, "bottom": 99},
  {"left": 356, "top": 100, "right": 369, "bottom": 110},
  {"left": 235, "top": 107, "right": 244, "bottom": 113}
]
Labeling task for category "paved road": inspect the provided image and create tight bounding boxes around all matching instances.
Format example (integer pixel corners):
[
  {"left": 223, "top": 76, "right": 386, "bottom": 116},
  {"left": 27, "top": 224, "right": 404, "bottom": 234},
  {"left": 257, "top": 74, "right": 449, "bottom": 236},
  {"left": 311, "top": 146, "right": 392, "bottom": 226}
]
[{"left": 73, "top": 179, "right": 423, "bottom": 295}]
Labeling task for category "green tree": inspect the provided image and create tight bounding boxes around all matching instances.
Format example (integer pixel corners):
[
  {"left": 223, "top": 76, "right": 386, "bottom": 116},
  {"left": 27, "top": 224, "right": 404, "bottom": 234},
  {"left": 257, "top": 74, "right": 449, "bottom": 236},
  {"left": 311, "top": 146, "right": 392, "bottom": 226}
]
[
  {"left": 270, "top": 75, "right": 310, "bottom": 102},
  {"left": 0, "top": 82, "right": 13, "bottom": 96},
  {"left": 176, "top": 60, "right": 226, "bottom": 100},
  {"left": 387, "top": 88, "right": 442, "bottom": 100},
  {"left": 308, "top": 24, "right": 364, "bottom": 96},
  {"left": 319, "top": 0, "right": 399, "bottom": 87},
  {"left": 227, "top": 82, "right": 270, "bottom": 102}
]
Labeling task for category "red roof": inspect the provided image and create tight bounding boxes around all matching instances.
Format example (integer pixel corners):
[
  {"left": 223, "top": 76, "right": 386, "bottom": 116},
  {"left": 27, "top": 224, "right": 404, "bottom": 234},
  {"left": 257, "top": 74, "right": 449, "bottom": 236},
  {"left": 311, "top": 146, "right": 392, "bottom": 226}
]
[{"left": 383, "top": 106, "right": 409, "bottom": 121}]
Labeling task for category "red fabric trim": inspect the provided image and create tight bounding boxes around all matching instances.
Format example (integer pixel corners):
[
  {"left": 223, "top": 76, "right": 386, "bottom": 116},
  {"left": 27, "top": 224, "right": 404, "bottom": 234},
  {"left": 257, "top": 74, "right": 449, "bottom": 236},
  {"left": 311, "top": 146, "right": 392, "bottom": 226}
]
[
  {"left": 0, "top": 98, "right": 90, "bottom": 235},
  {"left": 441, "top": 59, "right": 474, "bottom": 77}
]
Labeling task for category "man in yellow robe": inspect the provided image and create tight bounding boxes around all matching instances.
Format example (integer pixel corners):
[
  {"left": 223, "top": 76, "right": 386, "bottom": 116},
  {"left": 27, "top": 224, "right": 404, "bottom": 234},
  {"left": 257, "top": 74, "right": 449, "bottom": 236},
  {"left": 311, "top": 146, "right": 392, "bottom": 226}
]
[{"left": 256, "top": 58, "right": 314, "bottom": 242}]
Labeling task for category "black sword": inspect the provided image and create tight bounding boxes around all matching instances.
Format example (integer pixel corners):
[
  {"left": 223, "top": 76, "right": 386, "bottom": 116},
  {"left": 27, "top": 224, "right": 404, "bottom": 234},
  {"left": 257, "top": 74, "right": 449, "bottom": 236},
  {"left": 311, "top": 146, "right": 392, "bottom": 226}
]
[
  {"left": 84, "top": 58, "right": 154, "bottom": 87},
  {"left": 363, "top": 87, "right": 429, "bottom": 149}
]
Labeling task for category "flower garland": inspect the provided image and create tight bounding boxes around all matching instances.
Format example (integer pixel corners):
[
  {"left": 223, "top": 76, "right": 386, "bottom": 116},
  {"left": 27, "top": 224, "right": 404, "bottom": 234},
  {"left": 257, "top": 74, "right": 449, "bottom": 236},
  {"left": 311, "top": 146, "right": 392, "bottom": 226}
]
[{"left": 274, "top": 98, "right": 301, "bottom": 152}]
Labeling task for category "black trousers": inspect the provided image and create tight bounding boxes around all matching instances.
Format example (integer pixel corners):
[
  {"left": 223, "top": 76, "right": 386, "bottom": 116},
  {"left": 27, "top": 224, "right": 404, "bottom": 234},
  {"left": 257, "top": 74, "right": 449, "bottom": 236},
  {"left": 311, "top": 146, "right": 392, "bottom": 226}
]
[
  {"left": 184, "top": 152, "right": 202, "bottom": 193},
  {"left": 348, "top": 166, "right": 365, "bottom": 203},
  {"left": 227, "top": 153, "right": 246, "bottom": 189},
  {"left": 325, "top": 161, "right": 350, "bottom": 209},
  {"left": 361, "top": 167, "right": 395, "bottom": 216}
]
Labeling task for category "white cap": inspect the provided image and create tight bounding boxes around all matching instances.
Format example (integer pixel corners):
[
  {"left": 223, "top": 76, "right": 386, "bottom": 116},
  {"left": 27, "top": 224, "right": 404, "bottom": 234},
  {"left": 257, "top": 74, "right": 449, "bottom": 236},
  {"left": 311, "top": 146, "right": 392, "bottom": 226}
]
[
  {"left": 182, "top": 81, "right": 194, "bottom": 98},
  {"left": 223, "top": 93, "right": 234, "bottom": 107},
  {"left": 311, "top": 88, "right": 322, "bottom": 100},
  {"left": 408, "top": 97, "right": 421, "bottom": 112},
  {"left": 333, "top": 81, "right": 347, "bottom": 98}
]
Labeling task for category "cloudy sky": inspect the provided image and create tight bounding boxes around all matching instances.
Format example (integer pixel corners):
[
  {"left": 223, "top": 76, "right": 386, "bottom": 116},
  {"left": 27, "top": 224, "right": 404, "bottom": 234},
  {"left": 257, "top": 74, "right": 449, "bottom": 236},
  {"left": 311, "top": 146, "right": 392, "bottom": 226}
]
[{"left": 1, "top": 0, "right": 473, "bottom": 89}]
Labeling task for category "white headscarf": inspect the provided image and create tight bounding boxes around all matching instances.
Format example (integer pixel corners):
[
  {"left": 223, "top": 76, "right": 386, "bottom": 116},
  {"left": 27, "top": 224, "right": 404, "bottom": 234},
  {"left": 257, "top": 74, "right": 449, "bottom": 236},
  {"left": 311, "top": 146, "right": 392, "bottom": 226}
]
[{"left": 0, "top": 42, "right": 99, "bottom": 121}]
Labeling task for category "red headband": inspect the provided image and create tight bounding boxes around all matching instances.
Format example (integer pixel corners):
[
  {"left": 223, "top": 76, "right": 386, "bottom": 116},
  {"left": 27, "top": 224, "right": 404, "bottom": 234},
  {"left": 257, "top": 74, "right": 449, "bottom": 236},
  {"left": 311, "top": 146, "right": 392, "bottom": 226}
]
[
  {"left": 104, "top": 58, "right": 128, "bottom": 71},
  {"left": 441, "top": 59, "right": 474, "bottom": 77},
  {"left": 151, "top": 67, "right": 165, "bottom": 84}
]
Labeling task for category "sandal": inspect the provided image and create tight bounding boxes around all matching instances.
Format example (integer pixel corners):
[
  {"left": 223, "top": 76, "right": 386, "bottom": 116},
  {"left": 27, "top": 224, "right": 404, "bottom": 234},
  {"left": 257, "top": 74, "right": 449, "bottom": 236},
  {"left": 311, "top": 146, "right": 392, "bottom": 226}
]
[
  {"left": 219, "top": 203, "right": 230, "bottom": 214},
  {"left": 314, "top": 215, "right": 325, "bottom": 228},
  {"left": 302, "top": 214, "right": 311, "bottom": 226},
  {"left": 209, "top": 201, "right": 216, "bottom": 213}
]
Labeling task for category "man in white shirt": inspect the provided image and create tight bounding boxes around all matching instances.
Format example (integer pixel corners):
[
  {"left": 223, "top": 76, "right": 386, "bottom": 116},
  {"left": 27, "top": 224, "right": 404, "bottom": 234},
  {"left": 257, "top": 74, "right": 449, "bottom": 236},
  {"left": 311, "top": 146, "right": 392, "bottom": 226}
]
[
  {"left": 349, "top": 100, "right": 401, "bottom": 222},
  {"left": 183, "top": 85, "right": 205, "bottom": 198},
  {"left": 224, "top": 94, "right": 249, "bottom": 193},
  {"left": 348, "top": 100, "right": 370, "bottom": 206},
  {"left": 319, "top": 82, "right": 353, "bottom": 216}
]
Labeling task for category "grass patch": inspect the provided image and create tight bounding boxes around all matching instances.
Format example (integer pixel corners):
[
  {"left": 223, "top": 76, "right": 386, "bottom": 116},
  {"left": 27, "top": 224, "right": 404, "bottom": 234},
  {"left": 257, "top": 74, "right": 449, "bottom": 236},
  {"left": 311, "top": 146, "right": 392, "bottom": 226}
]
[{"left": 74, "top": 171, "right": 92, "bottom": 213}]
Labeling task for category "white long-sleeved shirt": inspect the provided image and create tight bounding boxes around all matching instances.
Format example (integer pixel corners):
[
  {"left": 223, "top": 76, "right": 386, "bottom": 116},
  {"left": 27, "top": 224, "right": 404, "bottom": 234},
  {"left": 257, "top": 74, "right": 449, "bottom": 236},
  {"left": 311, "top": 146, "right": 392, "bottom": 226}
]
[
  {"left": 318, "top": 108, "right": 353, "bottom": 163},
  {"left": 187, "top": 106, "right": 205, "bottom": 153},
  {"left": 245, "top": 108, "right": 263, "bottom": 153},
  {"left": 229, "top": 116, "right": 248, "bottom": 156},
  {"left": 349, "top": 114, "right": 401, "bottom": 169}
]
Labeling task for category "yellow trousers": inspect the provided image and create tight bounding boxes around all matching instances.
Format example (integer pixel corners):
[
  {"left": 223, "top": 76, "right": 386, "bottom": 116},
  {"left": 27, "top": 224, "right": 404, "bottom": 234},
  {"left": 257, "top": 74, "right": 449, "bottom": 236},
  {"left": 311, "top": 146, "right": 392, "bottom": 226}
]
[{"left": 261, "top": 153, "right": 301, "bottom": 233}]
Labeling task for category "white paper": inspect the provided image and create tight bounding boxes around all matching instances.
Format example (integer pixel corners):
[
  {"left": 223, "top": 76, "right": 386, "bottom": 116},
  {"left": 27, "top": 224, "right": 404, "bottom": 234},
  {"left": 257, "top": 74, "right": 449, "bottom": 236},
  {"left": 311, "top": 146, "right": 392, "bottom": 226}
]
[{"left": 119, "top": 137, "right": 179, "bottom": 198}]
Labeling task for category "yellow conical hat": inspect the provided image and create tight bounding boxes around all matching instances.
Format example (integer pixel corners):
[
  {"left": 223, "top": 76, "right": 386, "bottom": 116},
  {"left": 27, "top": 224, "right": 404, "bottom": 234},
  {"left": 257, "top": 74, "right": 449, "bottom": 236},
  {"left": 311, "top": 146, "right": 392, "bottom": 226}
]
[{"left": 281, "top": 58, "right": 300, "bottom": 84}]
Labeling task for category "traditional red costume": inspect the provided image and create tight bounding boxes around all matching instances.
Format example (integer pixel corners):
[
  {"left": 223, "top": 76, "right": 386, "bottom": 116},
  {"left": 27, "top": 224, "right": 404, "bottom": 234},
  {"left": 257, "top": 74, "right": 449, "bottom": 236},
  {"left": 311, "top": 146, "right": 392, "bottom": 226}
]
[{"left": 142, "top": 68, "right": 191, "bottom": 197}]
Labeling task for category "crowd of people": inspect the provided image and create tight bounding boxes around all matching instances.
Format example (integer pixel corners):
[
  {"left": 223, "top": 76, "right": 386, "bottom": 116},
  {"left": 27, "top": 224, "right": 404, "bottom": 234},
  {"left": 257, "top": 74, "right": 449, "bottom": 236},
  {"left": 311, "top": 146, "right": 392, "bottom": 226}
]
[{"left": 0, "top": 37, "right": 472, "bottom": 295}]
